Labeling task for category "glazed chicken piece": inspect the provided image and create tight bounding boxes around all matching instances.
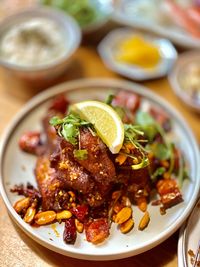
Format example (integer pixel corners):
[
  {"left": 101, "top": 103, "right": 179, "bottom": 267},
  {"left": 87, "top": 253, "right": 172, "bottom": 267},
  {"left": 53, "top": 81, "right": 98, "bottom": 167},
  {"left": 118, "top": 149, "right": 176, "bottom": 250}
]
[
  {"left": 77, "top": 128, "right": 116, "bottom": 185},
  {"left": 49, "top": 129, "right": 116, "bottom": 207},
  {"left": 35, "top": 154, "right": 94, "bottom": 211}
]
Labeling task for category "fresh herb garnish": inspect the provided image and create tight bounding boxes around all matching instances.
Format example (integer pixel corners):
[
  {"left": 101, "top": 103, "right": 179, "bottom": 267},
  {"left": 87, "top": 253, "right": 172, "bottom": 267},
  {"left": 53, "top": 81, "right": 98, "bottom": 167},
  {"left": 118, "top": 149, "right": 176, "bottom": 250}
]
[
  {"left": 124, "top": 124, "right": 147, "bottom": 152},
  {"left": 105, "top": 94, "right": 114, "bottom": 105},
  {"left": 73, "top": 149, "right": 88, "bottom": 160},
  {"left": 136, "top": 111, "right": 175, "bottom": 175},
  {"left": 151, "top": 167, "right": 166, "bottom": 182},
  {"left": 49, "top": 113, "right": 92, "bottom": 145},
  {"left": 135, "top": 111, "right": 158, "bottom": 141},
  {"left": 123, "top": 124, "right": 149, "bottom": 169},
  {"left": 105, "top": 94, "right": 126, "bottom": 120},
  {"left": 148, "top": 143, "right": 171, "bottom": 160}
]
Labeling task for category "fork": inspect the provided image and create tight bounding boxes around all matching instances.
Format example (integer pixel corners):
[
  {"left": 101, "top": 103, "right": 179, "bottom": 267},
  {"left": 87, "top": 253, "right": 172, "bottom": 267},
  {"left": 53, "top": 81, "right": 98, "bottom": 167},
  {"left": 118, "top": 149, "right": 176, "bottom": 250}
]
[{"left": 193, "top": 240, "right": 200, "bottom": 267}]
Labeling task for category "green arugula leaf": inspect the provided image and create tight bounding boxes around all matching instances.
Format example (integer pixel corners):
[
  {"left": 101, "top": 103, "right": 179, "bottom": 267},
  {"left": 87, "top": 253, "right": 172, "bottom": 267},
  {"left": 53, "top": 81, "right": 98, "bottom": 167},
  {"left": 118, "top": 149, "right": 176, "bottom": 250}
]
[{"left": 73, "top": 149, "right": 88, "bottom": 160}]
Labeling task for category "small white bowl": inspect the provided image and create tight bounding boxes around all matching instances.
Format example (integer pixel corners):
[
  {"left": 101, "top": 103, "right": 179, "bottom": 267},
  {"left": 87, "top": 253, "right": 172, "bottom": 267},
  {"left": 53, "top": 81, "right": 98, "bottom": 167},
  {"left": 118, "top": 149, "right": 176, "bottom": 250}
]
[
  {"left": 168, "top": 51, "right": 200, "bottom": 113},
  {"left": 0, "top": 7, "right": 81, "bottom": 82},
  {"left": 98, "top": 28, "right": 177, "bottom": 81}
]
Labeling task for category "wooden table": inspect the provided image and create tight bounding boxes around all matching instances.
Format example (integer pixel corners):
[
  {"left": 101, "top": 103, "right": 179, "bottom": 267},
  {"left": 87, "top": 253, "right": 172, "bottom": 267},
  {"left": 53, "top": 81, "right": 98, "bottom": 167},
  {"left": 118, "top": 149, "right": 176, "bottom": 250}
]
[{"left": 0, "top": 8, "right": 200, "bottom": 267}]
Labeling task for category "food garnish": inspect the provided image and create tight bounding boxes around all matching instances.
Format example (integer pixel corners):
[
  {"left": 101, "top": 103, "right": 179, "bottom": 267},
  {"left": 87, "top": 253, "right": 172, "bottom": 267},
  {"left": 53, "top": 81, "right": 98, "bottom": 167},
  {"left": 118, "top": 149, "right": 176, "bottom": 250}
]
[
  {"left": 70, "top": 100, "right": 125, "bottom": 154},
  {"left": 115, "top": 35, "right": 161, "bottom": 69},
  {"left": 11, "top": 92, "right": 188, "bottom": 245}
]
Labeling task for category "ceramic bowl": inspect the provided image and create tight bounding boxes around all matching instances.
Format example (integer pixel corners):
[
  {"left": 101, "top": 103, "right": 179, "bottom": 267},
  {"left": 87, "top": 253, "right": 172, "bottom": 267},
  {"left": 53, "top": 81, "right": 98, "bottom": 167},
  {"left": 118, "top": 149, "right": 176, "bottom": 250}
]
[{"left": 0, "top": 7, "right": 81, "bottom": 82}]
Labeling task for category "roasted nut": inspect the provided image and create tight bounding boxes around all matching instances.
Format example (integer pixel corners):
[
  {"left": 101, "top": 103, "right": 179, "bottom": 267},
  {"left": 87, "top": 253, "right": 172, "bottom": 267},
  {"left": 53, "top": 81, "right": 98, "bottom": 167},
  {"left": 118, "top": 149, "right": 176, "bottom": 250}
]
[
  {"left": 138, "top": 211, "right": 150, "bottom": 230},
  {"left": 13, "top": 197, "right": 30, "bottom": 214},
  {"left": 68, "top": 191, "right": 76, "bottom": 202},
  {"left": 75, "top": 219, "right": 84, "bottom": 233},
  {"left": 115, "top": 207, "right": 132, "bottom": 224},
  {"left": 120, "top": 218, "right": 134, "bottom": 234},
  {"left": 137, "top": 197, "right": 147, "bottom": 212},
  {"left": 24, "top": 206, "right": 36, "bottom": 224},
  {"left": 56, "top": 210, "right": 72, "bottom": 221},
  {"left": 34, "top": 211, "right": 56, "bottom": 225}
]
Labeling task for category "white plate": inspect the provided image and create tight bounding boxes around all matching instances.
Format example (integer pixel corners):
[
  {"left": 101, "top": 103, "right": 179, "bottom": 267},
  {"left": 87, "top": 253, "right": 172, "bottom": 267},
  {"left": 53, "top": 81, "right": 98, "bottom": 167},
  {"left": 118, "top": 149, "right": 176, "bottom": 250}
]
[
  {"left": 0, "top": 78, "right": 200, "bottom": 260},
  {"left": 98, "top": 28, "right": 177, "bottom": 81},
  {"left": 112, "top": 0, "right": 200, "bottom": 49},
  {"left": 178, "top": 198, "right": 200, "bottom": 267}
]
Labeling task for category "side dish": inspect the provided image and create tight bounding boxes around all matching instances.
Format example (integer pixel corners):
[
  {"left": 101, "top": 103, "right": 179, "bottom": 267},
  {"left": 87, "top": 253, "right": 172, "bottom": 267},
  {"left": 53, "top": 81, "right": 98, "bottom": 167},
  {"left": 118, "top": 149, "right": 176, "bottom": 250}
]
[
  {"left": 11, "top": 91, "right": 187, "bottom": 245},
  {"left": 0, "top": 18, "right": 67, "bottom": 67},
  {"left": 115, "top": 35, "right": 161, "bottom": 69}
]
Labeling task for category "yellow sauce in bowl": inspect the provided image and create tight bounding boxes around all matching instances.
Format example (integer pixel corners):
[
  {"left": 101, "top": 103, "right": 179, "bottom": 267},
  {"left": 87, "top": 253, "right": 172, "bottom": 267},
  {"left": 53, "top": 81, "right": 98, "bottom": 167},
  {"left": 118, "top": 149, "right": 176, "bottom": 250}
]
[{"left": 116, "top": 36, "right": 161, "bottom": 69}]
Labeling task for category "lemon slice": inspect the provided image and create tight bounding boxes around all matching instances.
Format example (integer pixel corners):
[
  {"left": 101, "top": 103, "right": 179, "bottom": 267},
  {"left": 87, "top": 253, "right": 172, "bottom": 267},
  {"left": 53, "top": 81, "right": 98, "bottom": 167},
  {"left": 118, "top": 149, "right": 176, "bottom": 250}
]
[{"left": 71, "top": 100, "right": 124, "bottom": 154}]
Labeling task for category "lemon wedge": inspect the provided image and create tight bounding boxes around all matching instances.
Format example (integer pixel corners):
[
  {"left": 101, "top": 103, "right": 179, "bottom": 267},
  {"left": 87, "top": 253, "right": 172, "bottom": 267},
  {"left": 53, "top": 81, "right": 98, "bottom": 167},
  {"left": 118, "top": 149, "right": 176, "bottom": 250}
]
[{"left": 71, "top": 100, "right": 124, "bottom": 154}]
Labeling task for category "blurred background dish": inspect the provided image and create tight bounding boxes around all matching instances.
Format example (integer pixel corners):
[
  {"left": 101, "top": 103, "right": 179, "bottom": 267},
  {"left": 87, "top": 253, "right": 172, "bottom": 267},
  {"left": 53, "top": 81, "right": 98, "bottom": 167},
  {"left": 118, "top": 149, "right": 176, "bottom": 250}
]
[
  {"left": 112, "top": 0, "right": 200, "bottom": 49},
  {"left": 98, "top": 28, "right": 177, "bottom": 81},
  {"left": 0, "top": 7, "right": 81, "bottom": 82},
  {"left": 168, "top": 51, "right": 200, "bottom": 113},
  {"left": 40, "top": 0, "right": 113, "bottom": 33}
]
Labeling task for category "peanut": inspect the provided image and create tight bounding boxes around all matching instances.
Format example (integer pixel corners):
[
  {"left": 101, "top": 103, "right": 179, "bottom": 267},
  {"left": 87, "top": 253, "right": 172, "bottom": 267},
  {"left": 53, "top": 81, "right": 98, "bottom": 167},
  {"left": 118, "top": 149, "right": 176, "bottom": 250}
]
[
  {"left": 120, "top": 218, "right": 134, "bottom": 234},
  {"left": 68, "top": 191, "right": 76, "bottom": 202},
  {"left": 137, "top": 197, "right": 147, "bottom": 212},
  {"left": 115, "top": 207, "right": 132, "bottom": 224},
  {"left": 34, "top": 211, "right": 56, "bottom": 225},
  {"left": 75, "top": 219, "right": 84, "bottom": 233},
  {"left": 138, "top": 211, "right": 150, "bottom": 230},
  {"left": 24, "top": 206, "right": 36, "bottom": 224},
  {"left": 56, "top": 210, "right": 72, "bottom": 221},
  {"left": 13, "top": 197, "right": 30, "bottom": 214}
]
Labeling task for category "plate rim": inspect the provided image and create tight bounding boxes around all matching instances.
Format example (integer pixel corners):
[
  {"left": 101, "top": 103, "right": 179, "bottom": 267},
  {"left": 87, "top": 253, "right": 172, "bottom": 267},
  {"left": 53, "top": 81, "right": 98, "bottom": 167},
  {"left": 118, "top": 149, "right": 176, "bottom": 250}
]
[{"left": 0, "top": 78, "right": 200, "bottom": 260}]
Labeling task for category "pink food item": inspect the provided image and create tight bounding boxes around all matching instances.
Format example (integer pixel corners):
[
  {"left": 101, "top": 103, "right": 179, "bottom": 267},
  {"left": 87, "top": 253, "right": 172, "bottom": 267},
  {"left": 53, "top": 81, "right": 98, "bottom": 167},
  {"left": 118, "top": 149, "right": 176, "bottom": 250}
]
[{"left": 165, "top": 0, "right": 200, "bottom": 38}]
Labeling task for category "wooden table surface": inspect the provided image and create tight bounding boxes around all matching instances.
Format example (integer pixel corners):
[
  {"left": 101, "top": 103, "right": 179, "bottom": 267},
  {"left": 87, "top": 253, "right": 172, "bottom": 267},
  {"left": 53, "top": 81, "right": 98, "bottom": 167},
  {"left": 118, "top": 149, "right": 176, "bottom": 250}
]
[{"left": 0, "top": 5, "right": 200, "bottom": 267}]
